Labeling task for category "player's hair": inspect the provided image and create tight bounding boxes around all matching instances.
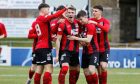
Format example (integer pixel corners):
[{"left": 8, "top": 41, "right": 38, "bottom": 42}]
[
  {"left": 38, "top": 3, "right": 50, "bottom": 10},
  {"left": 68, "top": 5, "right": 76, "bottom": 11},
  {"left": 93, "top": 5, "right": 103, "bottom": 11},
  {"left": 77, "top": 10, "right": 87, "bottom": 18},
  {"left": 56, "top": 5, "right": 65, "bottom": 11}
]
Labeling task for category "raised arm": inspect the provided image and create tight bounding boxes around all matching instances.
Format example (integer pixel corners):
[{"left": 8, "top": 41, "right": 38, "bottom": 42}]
[{"left": 44, "top": 8, "right": 67, "bottom": 22}]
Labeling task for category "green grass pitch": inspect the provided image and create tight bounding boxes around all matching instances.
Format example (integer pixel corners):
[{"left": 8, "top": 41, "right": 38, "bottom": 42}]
[{"left": 0, "top": 66, "right": 140, "bottom": 84}]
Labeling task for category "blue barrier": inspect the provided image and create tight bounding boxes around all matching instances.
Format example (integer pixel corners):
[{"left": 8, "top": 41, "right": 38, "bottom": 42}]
[
  {"left": 11, "top": 47, "right": 140, "bottom": 68},
  {"left": 11, "top": 48, "right": 32, "bottom": 66},
  {"left": 109, "top": 48, "right": 140, "bottom": 68}
]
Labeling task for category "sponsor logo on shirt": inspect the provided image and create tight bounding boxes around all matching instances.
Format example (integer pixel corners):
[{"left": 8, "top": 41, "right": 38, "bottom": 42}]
[{"left": 71, "top": 29, "right": 78, "bottom": 35}]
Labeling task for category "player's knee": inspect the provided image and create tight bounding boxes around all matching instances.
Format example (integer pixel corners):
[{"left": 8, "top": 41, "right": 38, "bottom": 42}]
[
  {"left": 83, "top": 68, "right": 90, "bottom": 75},
  {"left": 70, "top": 65, "right": 80, "bottom": 71},
  {"left": 36, "top": 66, "right": 44, "bottom": 74},
  {"left": 89, "top": 65, "right": 96, "bottom": 74},
  {"left": 31, "top": 65, "right": 37, "bottom": 71},
  {"left": 61, "top": 66, "right": 69, "bottom": 74},
  {"left": 101, "top": 63, "right": 108, "bottom": 71},
  {"left": 76, "top": 65, "right": 80, "bottom": 71}
]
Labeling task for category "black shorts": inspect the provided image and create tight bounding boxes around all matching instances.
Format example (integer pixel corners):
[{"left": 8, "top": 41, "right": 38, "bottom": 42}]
[
  {"left": 32, "top": 52, "right": 37, "bottom": 64},
  {"left": 59, "top": 51, "right": 80, "bottom": 67},
  {"left": 81, "top": 52, "right": 99, "bottom": 68},
  {"left": 35, "top": 48, "right": 53, "bottom": 65},
  {"left": 99, "top": 50, "right": 110, "bottom": 63}
]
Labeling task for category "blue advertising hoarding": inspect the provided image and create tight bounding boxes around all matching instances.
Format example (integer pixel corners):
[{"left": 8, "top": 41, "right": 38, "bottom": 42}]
[{"left": 11, "top": 47, "right": 140, "bottom": 68}]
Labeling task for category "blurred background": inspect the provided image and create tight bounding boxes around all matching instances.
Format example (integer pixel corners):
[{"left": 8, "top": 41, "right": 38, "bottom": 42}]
[{"left": 0, "top": 0, "right": 140, "bottom": 84}]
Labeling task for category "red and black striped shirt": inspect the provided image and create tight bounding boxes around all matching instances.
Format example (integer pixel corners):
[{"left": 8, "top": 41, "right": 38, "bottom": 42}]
[
  {"left": 31, "top": 8, "right": 66, "bottom": 50},
  {"left": 90, "top": 17, "right": 110, "bottom": 52},
  {"left": 80, "top": 23, "right": 99, "bottom": 54},
  {"left": 57, "top": 19, "right": 80, "bottom": 52}
]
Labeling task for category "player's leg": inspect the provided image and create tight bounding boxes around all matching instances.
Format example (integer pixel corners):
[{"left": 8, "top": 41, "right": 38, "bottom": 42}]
[
  {"left": 33, "top": 49, "right": 45, "bottom": 84},
  {"left": 58, "top": 63, "right": 69, "bottom": 84},
  {"left": 43, "top": 64, "right": 53, "bottom": 84},
  {"left": 26, "top": 52, "right": 37, "bottom": 84},
  {"left": 30, "top": 64, "right": 37, "bottom": 77},
  {"left": 58, "top": 51, "right": 70, "bottom": 84},
  {"left": 34, "top": 65, "right": 44, "bottom": 84},
  {"left": 83, "top": 68, "right": 93, "bottom": 84},
  {"left": 42, "top": 49, "right": 53, "bottom": 84},
  {"left": 69, "top": 52, "right": 80, "bottom": 84},
  {"left": 81, "top": 53, "right": 93, "bottom": 84},
  {"left": 97, "top": 65, "right": 102, "bottom": 84},
  {"left": 98, "top": 51, "right": 109, "bottom": 84},
  {"left": 26, "top": 64, "right": 37, "bottom": 84},
  {"left": 88, "top": 52, "right": 99, "bottom": 84},
  {"left": 69, "top": 65, "right": 80, "bottom": 84},
  {"left": 88, "top": 65, "right": 98, "bottom": 84},
  {"left": 100, "top": 62, "right": 108, "bottom": 84}
]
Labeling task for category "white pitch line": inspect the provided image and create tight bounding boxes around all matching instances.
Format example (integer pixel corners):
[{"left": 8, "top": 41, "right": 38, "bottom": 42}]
[{"left": 110, "top": 72, "right": 140, "bottom": 75}]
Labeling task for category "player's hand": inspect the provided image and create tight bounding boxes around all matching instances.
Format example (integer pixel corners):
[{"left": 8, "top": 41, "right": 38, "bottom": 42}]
[
  {"left": 65, "top": 5, "right": 70, "bottom": 9},
  {"left": 52, "top": 34, "right": 57, "bottom": 42},
  {"left": 54, "top": 56, "right": 59, "bottom": 63},
  {"left": 65, "top": 5, "right": 74, "bottom": 9},
  {"left": 0, "top": 34, "right": 5, "bottom": 39},
  {"left": 58, "top": 19, "right": 65, "bottom": 23},
  {"left": 80, "top": 41, "right": 88, "bottom": 46},
  {"left": 67, "top": 35, "right": 78, "bottom": 40},
  {"left": 88, "top": 20, "right": 97, "bottom": 25}
]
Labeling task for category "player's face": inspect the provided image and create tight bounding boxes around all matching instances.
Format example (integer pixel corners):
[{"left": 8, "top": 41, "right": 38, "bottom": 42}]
[
  {"left": 92, "top": 8, "right": 102, "bottom": 19},
  {"left": 41, "top": 7, "right": 50, "bottom": 15},
  {"left": 67, "top": 9, "right": 76, "bottom": 19},
  {"left": 78, "top": 16, "right": 88, "bottom": 25}
]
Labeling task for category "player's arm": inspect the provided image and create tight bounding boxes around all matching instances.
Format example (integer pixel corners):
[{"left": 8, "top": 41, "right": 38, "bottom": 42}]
[
  {"left": 0, "top": 23, "right": 7, "bottom": 39},
  {"left": 96, "top": 19, "right": 110, "bottom": 32},
  {"left": 68, "top": 35, "right": 93, "bottom": 43},
  {"left": 55, "top": 23, "right": 65, "bottom": 62},
  {"left": 44, "top": 8, "right": 67, "bottom": 22},
  {"left": 68, "top": 24, "right": 94, "bottom": 43},
  {"left": 28, "top": 27, "right": 37, "bottom": 39},
  {"left": 88, "top": 19, "right": 110, "bottom": 32}
]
